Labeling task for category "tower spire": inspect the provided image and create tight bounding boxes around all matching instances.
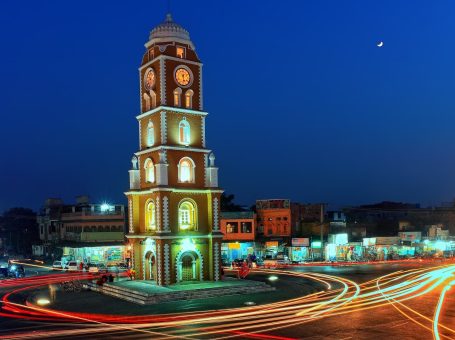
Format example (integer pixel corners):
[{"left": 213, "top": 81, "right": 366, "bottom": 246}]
[{"left": 167, "top": 0, "right": 171, "bottom": 16}]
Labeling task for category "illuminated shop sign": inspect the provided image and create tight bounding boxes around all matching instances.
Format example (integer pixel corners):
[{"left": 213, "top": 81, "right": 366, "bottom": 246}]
[
  {"left": 265, "top": 241, "right": 279, "bottom": 248},
  {"left": 311, "top": 241, "right": 322, "bottom": 249},
  {"left": 363, "top": 238, "right": 377, "bottom": 246},
  {"left": 328, "top": 234, "right": 348, "bottom": 245},
  {"left": 292, "top": 238, "right": 309, "bottom": 247},
  {"left": 228, "top": 243, "right": 241, "bottom": 249},
  {"left": 398, "top": 232, "right": 422, "bottom": 243}
]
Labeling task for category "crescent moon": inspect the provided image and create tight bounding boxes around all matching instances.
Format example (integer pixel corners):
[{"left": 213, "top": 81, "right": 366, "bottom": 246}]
[{"left": 377, "top": 41, "right": 384, "bottom": 47}]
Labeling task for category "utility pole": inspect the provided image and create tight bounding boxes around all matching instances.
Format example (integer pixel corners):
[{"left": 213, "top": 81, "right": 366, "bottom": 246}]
[{"left": 320, "top": 204, "right": 325, "bottom": 260}]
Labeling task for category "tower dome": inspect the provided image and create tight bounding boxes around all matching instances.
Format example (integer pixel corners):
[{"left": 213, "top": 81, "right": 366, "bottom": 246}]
[{"left": 147, "top": 13, "right": 194, "bottom": 49}]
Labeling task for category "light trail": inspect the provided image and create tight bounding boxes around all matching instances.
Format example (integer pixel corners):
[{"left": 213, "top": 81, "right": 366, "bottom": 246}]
[
  {"left": 375, "top": 265, "right": 455, "bottom": 340},
  {"left": 0, "top": 264, "right": 454, "bottom": 339},
  {"left": 433, "top": 279, "right": 454, "bottom": 340}
]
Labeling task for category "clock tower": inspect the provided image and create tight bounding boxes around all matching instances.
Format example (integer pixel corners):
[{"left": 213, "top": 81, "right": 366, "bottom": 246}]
[{"left": 125, "top": 14, "right": 223, "bottom": 285}]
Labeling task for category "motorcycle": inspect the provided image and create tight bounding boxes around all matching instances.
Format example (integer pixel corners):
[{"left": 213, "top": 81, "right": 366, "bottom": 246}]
[{"left": 8, "top": 264, "right": 25, "bottom": 278}]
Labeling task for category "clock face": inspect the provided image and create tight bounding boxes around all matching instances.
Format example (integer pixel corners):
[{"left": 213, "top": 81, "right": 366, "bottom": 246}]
[
  {"left": 144, "top": 69, "right": 155, "bottom": 91},
  {"left": 175, "top": 67, "right": 191, "bottom": 86}
]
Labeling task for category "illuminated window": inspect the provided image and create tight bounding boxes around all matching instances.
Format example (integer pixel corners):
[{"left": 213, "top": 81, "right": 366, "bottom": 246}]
[
  {"left": 241, "top": 222, "right": 252, "bottom": 233},
  {"left": 179, "top": 200, "right": 197, "bottom": 231},
  {"left": 144, "top": 158, "right": 155, "bottom": 183},
  {"left": 146, "top": 120, "right": 154, "bottom": 146},
  {"left": 185, "top": 89, "right": 193, "bottom": 109},
  {"left": 143, "top": 91, "right": 156, "bottom": 111},
  {"left": 178, "top": 157, "right": 195, "bottom": 183},
  {"left": 143, "top": 93, "right": 150, "bottom": 111},
  {"left": 226, "top": 222, "right": 238, "bottom": 233},
  {"left": 176, "top": 46, "right": 185, "bottom": 59},
  {"left": 145, "top": 200, "right": 156, "bottom": 231},
  {"left": 150, "top": 90, "right": 157, "bottom": 109},
  {"left": 174, "top": 88, "right": 182, "bottom": 107},
  {"left": 179, "top": 119, "right": 190, "bottom": 145}
]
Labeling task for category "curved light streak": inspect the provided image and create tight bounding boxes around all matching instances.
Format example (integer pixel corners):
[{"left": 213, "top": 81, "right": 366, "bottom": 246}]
[{"left": 0, "top": 264, "right": 454, "bottom": 339}]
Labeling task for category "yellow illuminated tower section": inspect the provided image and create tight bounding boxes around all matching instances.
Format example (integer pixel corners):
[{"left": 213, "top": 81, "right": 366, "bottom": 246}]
[{"left": 125, "top": 14, "right": 223, "bottom": 285}]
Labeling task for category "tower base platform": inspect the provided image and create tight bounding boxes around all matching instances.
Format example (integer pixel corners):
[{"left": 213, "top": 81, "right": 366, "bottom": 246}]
[{"left": 85, "top": 277, "right": 275, "bottom": 305}]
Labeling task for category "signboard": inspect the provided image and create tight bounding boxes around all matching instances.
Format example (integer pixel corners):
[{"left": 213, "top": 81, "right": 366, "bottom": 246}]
[
  {"left": 256, "top": 199, "right": 290, "bottom": 210},
  {"left": 398, "top": 232, "right": 422, "bottom": 243},
  {"left": 292, "top": 238, "right": 310, "bottom": 247},
  {"left": 265, "top": 241, "right": 279, "bottom": 248},
  {"left": 228, "top": 243, "right": 241, "bottom": 249},
  {"left": 328, "top": 234, "right": 348, "bottom": 245},
  {"left": 376, "top": 237, "right": 400, "bottom": 245},
  {"left": 363, "top": 238, "right": 376, "bottom": 246},
  {"left": 311, "top": 241, "right": 322, "bottom": 249}
]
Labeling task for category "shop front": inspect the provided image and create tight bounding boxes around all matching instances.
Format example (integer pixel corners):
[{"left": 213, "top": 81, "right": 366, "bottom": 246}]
[
  {"left": 327, "top": 243, "right": 363, "bottom": 261},
  {"left": 221, "top": 242, "right": 255, "bottom": 263},
  {"left": 289, "top": 238, "right": 310, "bottom": 262},
  {"left": 325, "top": 233, "right": 350, "bottom": 261},
  {"left": 289, "top": 247, "right": 310, "bottom": 262},
  {"left": 264, "top": 241, "right": 279, "bottom": 259},
  {"left": 61, "top": 244, "right": 125, "bottom": 265}
]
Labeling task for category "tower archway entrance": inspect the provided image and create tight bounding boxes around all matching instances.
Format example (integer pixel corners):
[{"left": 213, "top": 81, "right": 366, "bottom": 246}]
[
  {"left": 144, "top": 251, "right": 156, "bottom": 281},
  {"left": 177, "top": 251, "right": 199, "bottom": 282}
]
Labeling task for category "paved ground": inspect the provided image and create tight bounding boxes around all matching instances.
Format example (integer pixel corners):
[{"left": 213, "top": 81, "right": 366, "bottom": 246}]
[
  {"left": 12, "top": 271, "right": 323, "bottom": 315},
  {"left": 0, "top": 262, "right": 453, "bottom": 339}
]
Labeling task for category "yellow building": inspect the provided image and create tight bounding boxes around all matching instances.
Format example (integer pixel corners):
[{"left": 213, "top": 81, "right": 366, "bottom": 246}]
[{"left": 125, "top": 14, "right": 223, "bottom": 285}]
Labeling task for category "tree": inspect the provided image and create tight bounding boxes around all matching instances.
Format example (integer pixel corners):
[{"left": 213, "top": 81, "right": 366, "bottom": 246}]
[
  {"left": 1, "top": 208, "right": 38, "bottom": 256},
  {"left": 220, "top": 193, "right": 243, "bottom": 212}
]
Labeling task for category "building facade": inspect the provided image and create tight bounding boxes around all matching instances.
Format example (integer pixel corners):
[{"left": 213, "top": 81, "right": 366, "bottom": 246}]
[
  {"left": 125, "top": 14, "right": 223, "bottom": 285},
  {"left": 220, "top": 211, "right": 256, "bottom": 263},
  {"left": 36, "top": 196, "right": 126, "bottom": 264}
]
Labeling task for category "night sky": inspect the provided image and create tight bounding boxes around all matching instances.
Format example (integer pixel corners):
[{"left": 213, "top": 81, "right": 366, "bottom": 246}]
[{"left": 1, "top": 1, "right": 455, "bottom": 212}]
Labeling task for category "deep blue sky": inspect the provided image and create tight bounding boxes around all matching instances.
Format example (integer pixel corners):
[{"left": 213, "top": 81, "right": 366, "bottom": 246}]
[{"left": 1, "top": 0, "right": 455, "bottom": 212}]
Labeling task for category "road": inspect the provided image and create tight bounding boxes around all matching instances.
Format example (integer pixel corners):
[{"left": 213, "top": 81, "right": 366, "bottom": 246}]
[{"left": 0, "top": 261, "right": 454, "bottom": 339}]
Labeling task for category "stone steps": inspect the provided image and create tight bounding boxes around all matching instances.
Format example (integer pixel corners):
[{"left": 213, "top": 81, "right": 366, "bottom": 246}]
[{"left": 86, "top": 280, "right": 275, "bottom": 305}]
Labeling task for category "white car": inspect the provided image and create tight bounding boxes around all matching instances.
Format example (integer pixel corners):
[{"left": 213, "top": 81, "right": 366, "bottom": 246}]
[
  {"left": 88, "top": 263, "right": 107, "bottom": 274},
  {"left": 52, "top": 261, "right": 63, "bottom": 271},
  {"left": 66, "top": 261, "right": 78, "bottom": 271}
]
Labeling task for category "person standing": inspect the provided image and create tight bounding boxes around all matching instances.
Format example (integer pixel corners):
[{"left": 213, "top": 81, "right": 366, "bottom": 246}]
[{"left": 115, "top": 266, "right": 120, "bottom": 281}]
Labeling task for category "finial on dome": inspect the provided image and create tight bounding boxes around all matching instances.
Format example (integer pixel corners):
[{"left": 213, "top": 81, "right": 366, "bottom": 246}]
[{"left": 147, "top": 11, "right": 194, "bottom": 49}]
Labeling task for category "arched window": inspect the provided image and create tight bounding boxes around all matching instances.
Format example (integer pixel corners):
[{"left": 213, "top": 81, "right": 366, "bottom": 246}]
[
  {"left": 143, "top": 93, "right": 150, "bottom": 111},
  {"left": 146, "top": 121, "right": 154, "bottom": 147},
  {"left": 145, "top": 200, "right": 156, "bottom": 231},
  {"left": 185, "top": 89, "right": 194, "bottom": 109},
  {"left": 179, "top": 119, "right": 190, "bottom": 145},
  {"left": 144, "top": 158, "right": 155, "bottom": 183},
  {"left": 150, "top": 90, "right": 157, "bottom": 109},
  {"left": 179, "top": 200, "right": 197, "bottom": 231},
  {"left": 174, "top": 88, "right": 182, "bottom": 107},
  {"left": 178, "top": 157, "right": 195, "bottom": 183},
  {"left": 143, "top": 91, "right": 157, "bottom": 111}
]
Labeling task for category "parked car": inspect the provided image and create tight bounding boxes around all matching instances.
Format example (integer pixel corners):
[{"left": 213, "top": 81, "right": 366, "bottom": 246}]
[
  {"left": 66, "top": 261, "right": 78, "bottom": 271},
  {"left": 88, "top": 263, "right": 108, "bottom": 274},
  {"left": 52, "top": 261, "right": 63, "bottom": 271},
  {"left": 117, "top": 262, "right": 128, "bottom": 269},
  {"left": 276, "top": 255, "right": 290, "bottom": 265},
  {"left": 0, "top": 257, "right": 10, "bottom": 278}
]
